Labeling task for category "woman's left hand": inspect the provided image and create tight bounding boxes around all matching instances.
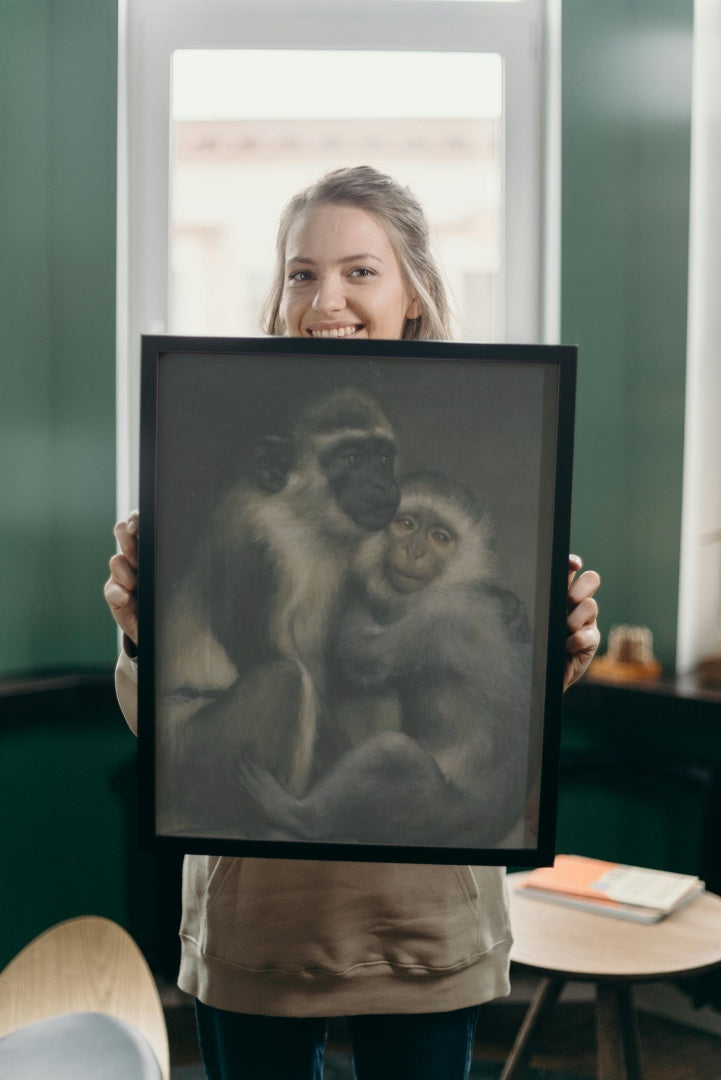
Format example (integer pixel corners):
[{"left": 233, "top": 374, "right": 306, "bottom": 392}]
[{"left": 564, "top": 554, "right": 601, "bottom": 691}]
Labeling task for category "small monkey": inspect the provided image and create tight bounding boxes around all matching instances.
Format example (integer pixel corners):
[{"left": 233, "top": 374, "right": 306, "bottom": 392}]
[{"left": 237, "top": 471, "right": 532, "bottom": 848}]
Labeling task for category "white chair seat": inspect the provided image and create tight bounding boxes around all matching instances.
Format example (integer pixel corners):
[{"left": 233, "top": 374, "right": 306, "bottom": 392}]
[{"left": 0, "top": 1011, "right": 162, "bottom": 1079}]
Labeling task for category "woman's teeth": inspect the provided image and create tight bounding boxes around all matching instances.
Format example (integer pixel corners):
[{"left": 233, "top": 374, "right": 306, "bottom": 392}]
[{"left": 310, "top": 325, "right": 361, "bottom": 338}]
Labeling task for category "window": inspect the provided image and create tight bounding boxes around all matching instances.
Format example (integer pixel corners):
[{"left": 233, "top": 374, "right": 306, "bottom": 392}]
[
  {"left": 169, "top": 49, "right": 503, "bottom": 340},
  {"left": 118, "top": 0, "right": 557, "bottom": 509}
]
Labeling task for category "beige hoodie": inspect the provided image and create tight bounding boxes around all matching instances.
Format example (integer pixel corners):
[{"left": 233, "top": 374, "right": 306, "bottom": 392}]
[{"left": 116, "top": 650, "right": 512, "bottom": 1016}]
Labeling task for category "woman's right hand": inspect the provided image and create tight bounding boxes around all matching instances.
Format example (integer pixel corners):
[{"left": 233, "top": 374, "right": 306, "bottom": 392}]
[{"left": 104, "top": 510, "right": 139, "bottom": 646}]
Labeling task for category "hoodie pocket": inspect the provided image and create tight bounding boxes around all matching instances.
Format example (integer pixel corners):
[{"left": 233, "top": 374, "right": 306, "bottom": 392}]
[{"left": 184, "top": 856, "right": 509, "bottom": 976}]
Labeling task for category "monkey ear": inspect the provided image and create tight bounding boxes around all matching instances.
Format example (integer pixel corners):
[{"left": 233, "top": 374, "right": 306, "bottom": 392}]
[{"left": 253, "top": 435, "right": 294, "bottom": 493}]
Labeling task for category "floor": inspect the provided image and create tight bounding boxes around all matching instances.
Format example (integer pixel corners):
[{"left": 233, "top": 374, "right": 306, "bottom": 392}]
[
  {"left": 165, "top": 978, "right": 721, "bottom": 1079},
  {"left": 474, "top": 999, "right": 721, "bottom": 1079}
]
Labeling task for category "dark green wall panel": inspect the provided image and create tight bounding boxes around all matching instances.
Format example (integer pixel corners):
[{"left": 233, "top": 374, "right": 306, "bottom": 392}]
[
  {"left": 0, "top": 699, "right": 133, "bottom": 965},
  {"left": 0, "top": 2, "right": 54, "bottom": 668},
  {"left": 0, "top": 0, "right": 118, "bottom": 674},
  {"left": 0, "top": 683, "right": 183, "bottom": 976},
  {"left": 562, "top": 0, "right": 693, "bottom": 669}
]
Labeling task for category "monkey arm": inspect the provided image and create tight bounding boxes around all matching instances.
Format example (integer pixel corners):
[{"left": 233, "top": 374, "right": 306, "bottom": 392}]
[
  {"left": 237, "top": 731, "right": 467, "bottom": 845},
  {"left": 334, "top": 588, "right": 483, "bottom": 689},
  {"left": 480, "top": 582, "right": 531, "bottom": 642},
  {"left": 333, "top": 605, "right": 395, "bottom": 687},
  {"left": 156, "top": 657, "right": 322, "bottom": 836},
  {"left": 236, "top": 723, "right": 526, "bottom": 848}
]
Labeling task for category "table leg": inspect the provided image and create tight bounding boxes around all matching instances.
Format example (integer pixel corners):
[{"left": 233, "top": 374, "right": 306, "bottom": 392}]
[
  {"left": 499, "top": 976, "right": 565, "bottom": 1080},
  {"left": 596, "top": 982, "right": 643, "bottom": 1080}
]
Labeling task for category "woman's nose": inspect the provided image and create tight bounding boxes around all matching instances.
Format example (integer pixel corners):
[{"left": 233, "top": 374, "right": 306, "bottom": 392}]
[{"left": 312, "top": 274, "right": 345, "bottom": 314}]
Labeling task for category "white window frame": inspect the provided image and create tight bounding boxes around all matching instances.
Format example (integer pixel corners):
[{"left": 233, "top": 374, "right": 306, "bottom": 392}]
[
  {"left": 116, "top": 0, "right": 559, "bottom": 512},
  {"left": 676, "top": 0, "right": 721, "bottom": 674}
]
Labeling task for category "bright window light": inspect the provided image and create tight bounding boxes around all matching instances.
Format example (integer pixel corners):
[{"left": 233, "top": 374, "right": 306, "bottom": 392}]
[{"left": 170, "top": 49, "right": 504, "bottom": 342}]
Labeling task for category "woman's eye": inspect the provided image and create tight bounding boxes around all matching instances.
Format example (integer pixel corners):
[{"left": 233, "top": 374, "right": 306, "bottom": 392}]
[
  {"left": 349, "top": 267, "right": 374, "bottom": 279},
  {"left": 288, "top": 270, "right": 313, "bottom": 283}
]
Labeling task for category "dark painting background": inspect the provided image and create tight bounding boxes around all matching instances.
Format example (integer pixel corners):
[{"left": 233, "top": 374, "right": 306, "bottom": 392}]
[
  {"left": 154, "top": 347, "right": 558, "bottom": 622},
  {"left": 147, "top": 342, "right": 564, "bottom": 857}
]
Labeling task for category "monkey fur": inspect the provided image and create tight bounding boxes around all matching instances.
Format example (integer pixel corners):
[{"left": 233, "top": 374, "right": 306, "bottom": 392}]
[
  {"left": 154, "top": 387, "right": 400, "bottom": 836},
  {"left": 237, "top": 471, "right": 534, "bottom": 849}
]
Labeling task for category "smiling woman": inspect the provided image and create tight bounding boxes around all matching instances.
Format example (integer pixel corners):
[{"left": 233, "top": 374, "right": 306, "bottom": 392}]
[{"left": 262, "top": 166, "right": 451, "bottom": 341}]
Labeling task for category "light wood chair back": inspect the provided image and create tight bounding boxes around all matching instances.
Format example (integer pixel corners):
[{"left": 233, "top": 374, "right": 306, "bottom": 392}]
[{"left": 0, "top": 915, "right": 169, "bottom": 1080}]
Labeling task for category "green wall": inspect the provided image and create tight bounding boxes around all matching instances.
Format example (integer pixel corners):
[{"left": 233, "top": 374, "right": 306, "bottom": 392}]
[
  {"left": 0, "top": 0, "right": 131, "bottom": 972},
  {"left": 562, "top": 0, "right": 693, "bottom": 669},
  {"left": 0, "top": 0, "right": 118, "bottom": 675}
]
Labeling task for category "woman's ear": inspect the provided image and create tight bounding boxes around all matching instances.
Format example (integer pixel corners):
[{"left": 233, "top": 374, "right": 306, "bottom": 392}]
[{"left": 406, "top": 296, "right": 423, "bottom": 320}]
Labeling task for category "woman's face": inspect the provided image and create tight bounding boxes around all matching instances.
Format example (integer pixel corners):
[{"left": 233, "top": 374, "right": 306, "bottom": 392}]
[{"left": 280, "top": 203, "right": 421, "bottom": 341}]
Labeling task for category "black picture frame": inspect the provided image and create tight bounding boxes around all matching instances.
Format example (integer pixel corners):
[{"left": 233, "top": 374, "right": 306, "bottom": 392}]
[{"left": 138, "top": 335, "right": 576, "bottom": 866}]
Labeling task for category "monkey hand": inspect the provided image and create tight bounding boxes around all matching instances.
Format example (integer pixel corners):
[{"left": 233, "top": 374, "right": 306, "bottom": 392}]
[
  {"left": 104, "top": 510, "right": 140, "bottom": 647},
  {"left": 564, "top": 554, "right": 601, "bottom": 691},
  {"left": 235, "top": 755, "right": 310, "bottom": 837}
]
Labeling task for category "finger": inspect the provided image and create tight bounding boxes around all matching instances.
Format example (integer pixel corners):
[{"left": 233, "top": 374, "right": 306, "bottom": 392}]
[
  {"left": 564, "top": 652, "right": 595, "bottom": 691},
  {"left": 568, "top": 568, "right": 601, "bottom": 607},
  {"left": 103, "top": 577, "right": 132, "bottom": 613},
  {"left": 568, "top": 553, "right": 583, "bottom": 588},
  {"left": 113, "top": 519, "right": 139, "bottom": 568},
  {"left": 566, "top": 623, "right": 601, "bottom": 657},
  {"left": 103, "top": 580, "right": 139, "bottom": 642},
  {"left": 108, "top": 552, "right": 137, "bottom": 592},
  {"left": 113, "top": 522, "right": 139, "bottom": 565},
  {"left": 566, "top": 594, "right": 599, "bottom": 634}
]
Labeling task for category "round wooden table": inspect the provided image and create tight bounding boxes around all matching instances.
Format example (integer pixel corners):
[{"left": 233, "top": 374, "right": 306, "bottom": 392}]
[{"left": 502, "top": 872, "right": 721, "bottom": 1080}]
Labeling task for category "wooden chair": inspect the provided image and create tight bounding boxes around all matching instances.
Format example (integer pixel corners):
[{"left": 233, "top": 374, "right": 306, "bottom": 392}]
[{"left": 0, "top": 915, "right": 170, "bottom": 1079}]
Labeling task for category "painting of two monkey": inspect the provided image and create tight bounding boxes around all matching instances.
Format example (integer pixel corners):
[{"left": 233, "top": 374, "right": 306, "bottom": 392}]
[{"left": 138, "top": 336, "right": 576, "bottom": 865}]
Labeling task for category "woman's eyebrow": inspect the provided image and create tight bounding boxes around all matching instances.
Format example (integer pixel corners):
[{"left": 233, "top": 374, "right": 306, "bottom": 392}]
[
  {"left": 286, "top": 253, "right": 384, "bottom": 266},
  {"left": 339, "top": 253, "right": 384, "bottom": 264}
]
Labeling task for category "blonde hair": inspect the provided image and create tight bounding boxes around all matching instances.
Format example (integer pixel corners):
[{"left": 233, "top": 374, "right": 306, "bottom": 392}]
[{"left": 262, "top": 165, "right": 454, "bottom": 341}]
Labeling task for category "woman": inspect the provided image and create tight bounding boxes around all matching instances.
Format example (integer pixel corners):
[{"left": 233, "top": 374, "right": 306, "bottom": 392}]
[{"left": 105, "top": 166, "right": 601, "bottom": 1080}]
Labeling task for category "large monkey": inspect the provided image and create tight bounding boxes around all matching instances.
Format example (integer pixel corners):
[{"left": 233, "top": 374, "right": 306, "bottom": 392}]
[
  {"left": 236, "top": 471, "right": 533, "bottom": 849},
  {"left": 155, "top": 387, "right": 400, "bottom": 835}
]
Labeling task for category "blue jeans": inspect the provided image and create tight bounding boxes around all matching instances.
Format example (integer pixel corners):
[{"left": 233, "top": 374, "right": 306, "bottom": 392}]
[{"left": 195, "top": 1000, "right": 481, "bottom": 1080}]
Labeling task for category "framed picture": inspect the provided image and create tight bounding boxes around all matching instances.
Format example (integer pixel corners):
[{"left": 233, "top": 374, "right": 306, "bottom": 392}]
[{"left": 138, "top": 336, "right": 576, "bottom": 866}]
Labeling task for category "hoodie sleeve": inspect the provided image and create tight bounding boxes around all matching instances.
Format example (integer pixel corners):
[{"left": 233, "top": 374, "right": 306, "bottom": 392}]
[{"left": 115, "top": 644, "right": 139, "bottom": 736}]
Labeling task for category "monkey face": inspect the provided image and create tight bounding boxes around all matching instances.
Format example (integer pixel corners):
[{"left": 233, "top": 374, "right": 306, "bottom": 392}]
[
  {"left": 321, "top": 435, "right": 400, "bottom": 531},
  {"left": 384, "top": 510, "right": 457, "bottom": 593}
]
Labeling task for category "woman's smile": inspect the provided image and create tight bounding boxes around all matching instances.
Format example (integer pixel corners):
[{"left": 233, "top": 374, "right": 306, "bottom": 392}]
[{"left": 306, "top": 323, "right": 365, "bottom": 339}]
